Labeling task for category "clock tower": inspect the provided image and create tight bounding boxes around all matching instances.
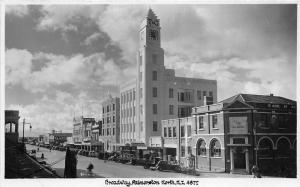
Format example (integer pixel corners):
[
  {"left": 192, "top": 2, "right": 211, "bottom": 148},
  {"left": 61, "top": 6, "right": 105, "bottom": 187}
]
[
  {"left": 139, "top": 8, "right": 161, "bottom": 48},
  {"left": 136, "top": 8, "right": 165, "bottom": 145}
]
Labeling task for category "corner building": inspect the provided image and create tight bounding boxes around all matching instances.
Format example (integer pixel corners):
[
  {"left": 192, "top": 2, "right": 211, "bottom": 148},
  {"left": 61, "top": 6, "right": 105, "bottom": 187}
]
[
  {"left": 120, "top": 9, "right": 217, "bottom": 147},
  {"left": 162, "top": 93, "right": 296, "bottom": 177}
]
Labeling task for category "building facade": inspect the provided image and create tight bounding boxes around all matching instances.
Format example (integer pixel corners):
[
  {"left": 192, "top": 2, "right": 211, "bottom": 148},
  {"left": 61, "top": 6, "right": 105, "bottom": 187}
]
[
  {"left": 100, "top": 95, "right": 120, "bottom": 152},
  {"left": 5, "top": 110, "right": 20, "bottom": 145},
  {"left": 72, "top": 116, "right": 96, "bottom": 150},
  {"left": 162, "top": 93, "right": 297, "bottom": 177},
  {"left": 120, "top": 9, "right": 217, "bottom": 147}
]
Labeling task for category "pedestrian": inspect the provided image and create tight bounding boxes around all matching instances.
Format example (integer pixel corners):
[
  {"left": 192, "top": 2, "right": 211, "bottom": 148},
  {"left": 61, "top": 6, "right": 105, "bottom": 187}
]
[
  {"left": 37, "top": 147, "right": 39, "bottom": 152},
  {"left": 87, "top": 162, "right": 94, "bottom": 176},
  {"left": 41, "top": 153, "right": 44, "bottom": 159},
  {"left": 251, "top": 165, "right": 261, "bottom": 178}
]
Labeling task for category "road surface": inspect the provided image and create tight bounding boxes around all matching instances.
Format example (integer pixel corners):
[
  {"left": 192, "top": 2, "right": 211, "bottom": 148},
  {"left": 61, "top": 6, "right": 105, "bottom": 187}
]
[{"left": 26, "top": 144, "right": 252, "bottom": 178}]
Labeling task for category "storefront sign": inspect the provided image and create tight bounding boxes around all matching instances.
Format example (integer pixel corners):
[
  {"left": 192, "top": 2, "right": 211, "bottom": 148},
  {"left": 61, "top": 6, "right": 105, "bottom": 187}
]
[{"left": 229, "top": 117, "right": 248, "bottom": 134}]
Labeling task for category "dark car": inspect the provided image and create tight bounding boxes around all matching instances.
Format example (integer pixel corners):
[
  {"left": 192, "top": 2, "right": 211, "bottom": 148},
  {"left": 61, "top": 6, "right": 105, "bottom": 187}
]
[
  {"left": 143, "top": 157, "right": 161, "bottom": 169},
  {"left": 131, "top": 157, "right": 147, "bottom": 166},
  {"left": 150, "top": 160, "right": 181, "bottom": 172}
]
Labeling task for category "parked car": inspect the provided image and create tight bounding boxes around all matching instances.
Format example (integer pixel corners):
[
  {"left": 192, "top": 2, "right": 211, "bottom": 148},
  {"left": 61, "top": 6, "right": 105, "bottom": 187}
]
[
  {"left": 143, "top": 157, "right": 161, "bottom": 169},
  {"left": 150, "top": 160, "right": 181, "bottom": 172},
  {"left": 88, "top": 151, "right": 97, "bottom": 157},
  {"left": 131, "top": 157, "right": 147, "bottom": 166},
  {"left": 29, "top": 149, "right": 37, "bottom": 159}
]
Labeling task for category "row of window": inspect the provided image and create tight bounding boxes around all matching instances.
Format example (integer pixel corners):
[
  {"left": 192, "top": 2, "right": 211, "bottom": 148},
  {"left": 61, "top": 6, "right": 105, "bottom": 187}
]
[
  {"left": 102, "top": 116, "right": 116, "bottom": 124},
  {"left": 163, "top": 125, "right": 192, "bottom": 138},
  {"left": 121, "top": 107, "right": 136, "bottom": 118},
  {"left": 121, "top": 90, "right": 136, "bottom": 104},
  {"left": 121, "top": 123, "right": 136, "bottom": 133},
  {"left": 101, "top": 127, "right": 115, "bottom": 136},
  {"left": 196, "top": 139, "right": 221, "bottom": 157},
  {"left": 102, "top": 103, "right": 116, "bottom": 113},
  {"left": 196, "top": 90, "right": 213, "bottom": 100},
  {"left": 197, "top": 115, "right": 218, "bottom": 130}
]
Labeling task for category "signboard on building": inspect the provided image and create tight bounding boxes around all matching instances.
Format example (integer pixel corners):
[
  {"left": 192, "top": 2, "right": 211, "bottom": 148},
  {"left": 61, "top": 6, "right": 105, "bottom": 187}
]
[{"left": 229, "top": 117, "right": 248, "bottom": 134}]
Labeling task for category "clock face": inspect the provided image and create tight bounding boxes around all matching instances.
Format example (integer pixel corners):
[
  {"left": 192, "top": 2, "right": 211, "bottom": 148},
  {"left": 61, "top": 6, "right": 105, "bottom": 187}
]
[
  {"left": 149, "top": 30, "right": 158, "bottom": 40},
  {"left": 147, "top": 18, "right": 159, "bottom": 27}
]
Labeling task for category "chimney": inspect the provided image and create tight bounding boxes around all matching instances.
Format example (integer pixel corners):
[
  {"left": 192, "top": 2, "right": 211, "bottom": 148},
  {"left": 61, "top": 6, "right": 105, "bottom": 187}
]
[{"left": 270, "top": 93, "right": 274, "bottom": 97}]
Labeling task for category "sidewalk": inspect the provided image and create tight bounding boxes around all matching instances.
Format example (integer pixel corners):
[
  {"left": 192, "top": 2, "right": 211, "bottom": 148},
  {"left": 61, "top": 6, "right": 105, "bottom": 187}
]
[{"left": 5, "top": 143, "right": 59, "bottom": 178}]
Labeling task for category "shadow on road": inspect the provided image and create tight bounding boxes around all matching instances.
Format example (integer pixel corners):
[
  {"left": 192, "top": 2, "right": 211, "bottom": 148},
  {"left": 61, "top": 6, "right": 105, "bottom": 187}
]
[{"left": 54, "top": 168, "right": 105, "bottom": 178}]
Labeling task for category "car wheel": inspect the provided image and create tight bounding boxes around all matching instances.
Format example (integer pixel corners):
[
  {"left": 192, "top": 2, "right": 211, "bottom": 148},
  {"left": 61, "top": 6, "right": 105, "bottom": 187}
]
[{"left": 158, "top": 167, "right": 162, "bottom": 171}]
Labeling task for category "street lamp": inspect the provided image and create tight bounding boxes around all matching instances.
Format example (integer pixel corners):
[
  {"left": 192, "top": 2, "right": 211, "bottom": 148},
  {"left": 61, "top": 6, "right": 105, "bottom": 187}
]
[{"left": 22, "top": 118, "right": 32, "bottom": 144}]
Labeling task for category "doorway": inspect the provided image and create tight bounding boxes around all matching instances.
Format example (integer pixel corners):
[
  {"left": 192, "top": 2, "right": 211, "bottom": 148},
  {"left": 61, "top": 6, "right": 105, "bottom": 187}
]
[{"left": 234, "top": 148, "right": 246, "bottom": 169}]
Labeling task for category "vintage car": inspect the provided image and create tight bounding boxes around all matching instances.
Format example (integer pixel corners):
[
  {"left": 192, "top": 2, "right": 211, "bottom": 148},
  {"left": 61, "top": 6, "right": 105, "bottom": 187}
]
[
  {"left": 143, "top": 157, "right": 161, "bottom": 169},
  {"left": 88, "top": 151, "right": 97, "bottom": 157},
  {"left": 131, "top": 157, "right": 147, "bottom": 166},
  {"left": 150, "top": 160, "right": 181, "bottom": 172}
]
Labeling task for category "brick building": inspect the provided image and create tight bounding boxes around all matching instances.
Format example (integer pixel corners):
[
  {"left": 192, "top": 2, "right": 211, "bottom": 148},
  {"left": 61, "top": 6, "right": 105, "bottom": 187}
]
[{"left": 162, "top": 93, "right": 296, "bottom": 177}]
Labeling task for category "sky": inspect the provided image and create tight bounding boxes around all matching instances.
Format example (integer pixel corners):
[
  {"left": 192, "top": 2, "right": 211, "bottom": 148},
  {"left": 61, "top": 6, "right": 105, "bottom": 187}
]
[{"left": 5, "top": 4, "right": 297, "bottom": 136}]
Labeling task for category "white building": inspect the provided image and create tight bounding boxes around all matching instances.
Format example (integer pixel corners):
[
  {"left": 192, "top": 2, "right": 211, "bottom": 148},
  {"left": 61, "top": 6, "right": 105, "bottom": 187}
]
[{"left": 120, "top": 9, "right": 217, "bottom": 147}]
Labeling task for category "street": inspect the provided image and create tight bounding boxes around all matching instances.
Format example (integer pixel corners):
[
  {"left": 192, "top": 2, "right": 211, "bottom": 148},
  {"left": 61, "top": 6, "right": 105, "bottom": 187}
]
[{"left": 26, "top": 145, "right": 253, "bottom": 178}]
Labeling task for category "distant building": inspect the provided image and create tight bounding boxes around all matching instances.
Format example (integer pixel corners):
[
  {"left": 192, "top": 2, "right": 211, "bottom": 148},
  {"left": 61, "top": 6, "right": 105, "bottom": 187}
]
[
  {"left": 5, "top": 110, "right": 20, "bottom": 145},
  {"left": 91, "top": 120, "right": 103, "bottom": 152},
  {"left": 100, "top": 95, "right": 120, "bottom": 152},
  {"left": 120, "top": 9, "right": 217, "bottom": 148},
  {"left": 162, "top": 93, "right": 296, "bottom": 177},
  {"left": 72, "top": 117, "right": 96, "bottom": 151}
]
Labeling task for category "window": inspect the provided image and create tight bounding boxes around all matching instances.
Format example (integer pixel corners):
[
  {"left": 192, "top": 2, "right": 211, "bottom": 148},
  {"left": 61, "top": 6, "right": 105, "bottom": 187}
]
[
  {"left": 233, "top": 138, "right": 245, "bottom": 144},
  {"left": 173, "top": 127, "right": 176, "bottom": 137},
  {"left": 168, "top": 127, "right": 172, "bottom": 137},
  {"left": 103, "top": 107, "right": 105, "bottom": 114},
  {"left": 133, "top": 90, "right": 136, "bottom": 100},
  {"left": 113, "top": 116, "right": 115, "bottom": 123},
  {"left": 107, "top": 128, "right": 109, "bottom": 136},
  {"left": 187, "top": 125, "right": 191, "bottom": 137},
  {"left": 152, "top": 54, "right": 157, "bottom": 64},
  {"left": 140, "top": 105, "right": 143, "bottom": 114},
  {"left": 107, "top": 106, "right": 110, "bottom": 112},
  {"left": 133, "top": 123, "right": 135, "bottom": 132},
  {"left": 188, "top": 146, "right": 192, "bottom": 155},
  {"left": 113, "top": 104, "right": 115, "bottom": 111},
  {"left": 210, "top": 139, "right": 221, "bottom": 157},
  {"left": 169, "top": 105, "right": 174, "bottom": 115},
  {"left": 140, "top": 122, "right": 143, "bottom": 132},
  {"left": 181, "top": 126, "right": 185, "bottom": 137},
  {"left": 199, "top": 116, "right": 204, "bottom": 129},
  {"left": 152, "top": 71, "right": 157, "bottom": 81},
  {"left": 203, "top": 91, "right": 207, "bottom": 97},
  {"left": 169, "top": 88, "right": 174, "bottom": 98},
  {"left": 139, "top": 72, "right": 142, "bottom": 82},
  {"left": 164, "top": 127, "right": 167, "bottom": 137},
  {"left": 181, "top": 146, "right": 185, "bottom": 157},
  {"left": 197, "top": 139, "right": 206, "bottom": 156},
  {"left": 212, "top": 115, "right": 218, "bottom": 128},
  {"left": 139, "top": 55, "right": 142, "bottom": 66},
  {"left": 209, "top": 91, "right": 213, "bottom": 97},
  {"left": 130, "top": 92, "right": 132, "bottom": 101},
  {"left": 140, "top": 88, "right": 143, "bottom": 98},
  {"left": 153, "top": 87, "right": 157, "bottom": 97},
  {"left": 153, "top": 104, "right": 157, "bottom": 114},
  {"left": 256, "top": 113, "right": 270, "bottom": 128},
  {"left": 197, "top": 90, "right": 201, "bottom": 100},
  {"left": 113, "top": 128, "right": 115, "bottom": 135},
  {"left": 153, "top": 121, "right": 158, "bottom": 132}
]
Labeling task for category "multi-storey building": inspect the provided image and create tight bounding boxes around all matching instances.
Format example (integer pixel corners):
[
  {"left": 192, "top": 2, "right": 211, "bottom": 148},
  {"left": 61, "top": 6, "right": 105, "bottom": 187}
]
[
  {"left": 120, "top": 9, "right": 217, "bottom": 147},
  {"left": 72, "top": 116, "right": 95, "bottom": 151},
  {"left": 162, "top": 93, "right": 296, "bottom": 177},
  {"left": 91, "top": 120, "right": 103, "bottom": 151},
  {"left": 100, "top": 95, "right": 120, "bottom": 152}
]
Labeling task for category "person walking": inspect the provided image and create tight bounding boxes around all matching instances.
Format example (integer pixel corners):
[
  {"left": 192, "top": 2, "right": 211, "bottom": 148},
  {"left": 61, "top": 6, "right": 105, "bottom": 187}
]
[
  {"left": 252, "top": 165, "right": 262, "bottom": 178},
  {"left": 41, "top": 153, "right": 44, "bottom": 159}
]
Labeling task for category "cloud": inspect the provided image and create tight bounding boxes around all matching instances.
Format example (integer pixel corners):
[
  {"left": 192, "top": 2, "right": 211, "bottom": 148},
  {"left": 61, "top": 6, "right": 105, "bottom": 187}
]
[
  {"left": 82, "top": 32, "right": 104, "bottom": 46},
  {"left": 36, "top": 5, "right": 105, "bottom": 32},
  {"left": 165, "top": 55, "right": 296, "bottom": 100},
  {"left": 6, "top": 48, "right": 131, "bottom": 93},
  {"left": 6, "top": 5, "right": 29, "bottom": 17},
  {"left": 6, "top": 90, "right": 103, "bottom": 136}
]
